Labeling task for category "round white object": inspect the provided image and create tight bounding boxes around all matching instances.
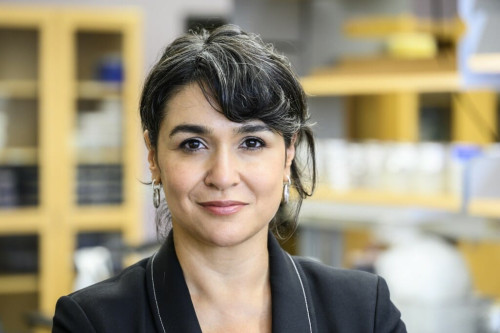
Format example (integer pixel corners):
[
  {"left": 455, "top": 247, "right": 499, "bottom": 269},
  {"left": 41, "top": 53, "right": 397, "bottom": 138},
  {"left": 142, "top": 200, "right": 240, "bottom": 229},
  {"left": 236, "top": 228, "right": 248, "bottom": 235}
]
[{"left": 375, "top": 234, "right": 472, "bottom": 304}]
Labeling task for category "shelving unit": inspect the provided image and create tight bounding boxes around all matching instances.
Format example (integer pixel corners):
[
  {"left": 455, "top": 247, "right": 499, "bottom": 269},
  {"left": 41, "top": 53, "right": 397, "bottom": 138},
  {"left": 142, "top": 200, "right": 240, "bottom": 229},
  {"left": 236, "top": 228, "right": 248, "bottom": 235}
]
[
  {"left": 0, "top": 6, "right": 142, "bottom": 332},
  {"left": 301, "top": 57, "right": 498, "bottom": 186},
  {"left": 299, "top": 13, "right": 500, "bottom": 297}
]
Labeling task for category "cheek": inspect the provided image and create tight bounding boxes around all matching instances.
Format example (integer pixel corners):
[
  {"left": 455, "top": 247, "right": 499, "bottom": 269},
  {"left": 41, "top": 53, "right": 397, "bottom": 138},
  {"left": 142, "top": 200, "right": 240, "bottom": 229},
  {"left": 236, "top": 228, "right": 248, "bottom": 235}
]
[
  {"left": 160, "top": 159, "right": 197, "bottom": 202},
  {"left": 246, "top": 156, "right": 285, "bottom": 198}
]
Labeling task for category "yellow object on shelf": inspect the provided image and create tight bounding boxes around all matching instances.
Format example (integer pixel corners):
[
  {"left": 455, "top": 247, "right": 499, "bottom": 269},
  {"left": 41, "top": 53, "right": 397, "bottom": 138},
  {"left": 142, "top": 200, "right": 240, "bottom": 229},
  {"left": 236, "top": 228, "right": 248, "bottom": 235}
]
[
  {"left": 344, "top": 14, "right": 465, "bottom": 42},
  {"left": 386, "top": 32, "right": 437, "bottom": 59},
  {"left": 344, "top": 14, "right": 415, "bottom": 37}
]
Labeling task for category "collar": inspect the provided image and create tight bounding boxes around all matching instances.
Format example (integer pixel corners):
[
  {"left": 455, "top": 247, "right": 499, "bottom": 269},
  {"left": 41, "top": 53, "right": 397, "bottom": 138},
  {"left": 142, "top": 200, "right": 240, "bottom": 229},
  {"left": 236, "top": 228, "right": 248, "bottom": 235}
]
[{"left": 146, "top": 231, "right": 313, "bottom": 333}]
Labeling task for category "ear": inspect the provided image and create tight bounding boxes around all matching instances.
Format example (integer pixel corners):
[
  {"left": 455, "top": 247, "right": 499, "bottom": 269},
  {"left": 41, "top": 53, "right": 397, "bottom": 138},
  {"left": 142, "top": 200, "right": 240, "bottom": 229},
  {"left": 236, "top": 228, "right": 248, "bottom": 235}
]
[
  {"left": 144, "top": 130, "right": 161, "bottom": 182},
  {"left": 284, "top": 134, "right": 297, "bottom": 181}
]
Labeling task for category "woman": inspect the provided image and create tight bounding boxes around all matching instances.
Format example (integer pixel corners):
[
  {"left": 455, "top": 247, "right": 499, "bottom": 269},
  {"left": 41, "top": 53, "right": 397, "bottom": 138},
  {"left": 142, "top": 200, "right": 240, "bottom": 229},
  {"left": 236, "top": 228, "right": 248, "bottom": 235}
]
[{"left": 53, "top": 25, "right": 406, "bottom": 332}]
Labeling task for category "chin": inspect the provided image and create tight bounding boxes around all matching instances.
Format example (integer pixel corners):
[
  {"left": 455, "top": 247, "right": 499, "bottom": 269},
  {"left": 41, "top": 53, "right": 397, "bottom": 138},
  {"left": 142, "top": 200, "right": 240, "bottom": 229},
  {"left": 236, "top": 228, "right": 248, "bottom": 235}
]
[{"left": 199, "top": 224, "right": 269, "bottom": 248}]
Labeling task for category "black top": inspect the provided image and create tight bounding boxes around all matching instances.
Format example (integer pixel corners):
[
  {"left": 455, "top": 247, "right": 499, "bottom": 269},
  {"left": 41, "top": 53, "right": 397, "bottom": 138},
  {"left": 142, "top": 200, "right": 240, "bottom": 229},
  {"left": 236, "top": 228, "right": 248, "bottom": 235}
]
[{"left": 52, "top": 232, "right": 406, "bottom": 332}]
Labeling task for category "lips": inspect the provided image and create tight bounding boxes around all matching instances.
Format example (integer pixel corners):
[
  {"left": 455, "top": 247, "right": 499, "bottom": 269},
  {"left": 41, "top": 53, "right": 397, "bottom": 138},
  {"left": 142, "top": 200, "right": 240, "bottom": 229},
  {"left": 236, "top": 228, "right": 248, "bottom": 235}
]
[{"left": 198, "top": 200, "right": 247, "bottom": 216}]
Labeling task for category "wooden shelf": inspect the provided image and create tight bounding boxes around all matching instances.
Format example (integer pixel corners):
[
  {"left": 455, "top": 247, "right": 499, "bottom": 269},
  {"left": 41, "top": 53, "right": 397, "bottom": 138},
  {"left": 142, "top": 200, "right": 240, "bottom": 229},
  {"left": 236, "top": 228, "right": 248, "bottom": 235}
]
[
  {"left": 301, "top": 56, "right": 461, "bottom": 96},
  {"left": 468, "top": 199, "right": 500, "bottom": 218},
  {"left": 0, "top": 208, "right": 42, "bottom": 234},
  {"left": 0, "top": 147, "right": 38, "bottom": 165},
  {"left": 311, "top": 186, "right": 461, "bottom": 212},
  {"left": 77, "top": 146, "right": 121, "bottom": 164},
  {"left": 71, "top": 207, "right": 130, "bottom": 231},
  {"left": 0, "top": 80, "right": 37, "bottom": 99},
  {"left": 301, "top": 70, "right": 460, "bottom": 96},
  {"left": 77, "top": 81, "right": 121, "bottom": 100},
  {"left": 0, "top": 274, "right": 38, "bottom": 294}
]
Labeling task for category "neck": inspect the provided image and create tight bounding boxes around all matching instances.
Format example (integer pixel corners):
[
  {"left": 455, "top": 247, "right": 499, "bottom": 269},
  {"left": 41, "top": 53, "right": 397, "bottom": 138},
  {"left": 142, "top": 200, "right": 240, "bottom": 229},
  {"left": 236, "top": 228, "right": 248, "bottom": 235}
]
[
  {"left": 172, "top": 227, "right": 270, "bottom": 301},
  {"left": 172, "top": 227, "right": 273, "bottom": 333}
]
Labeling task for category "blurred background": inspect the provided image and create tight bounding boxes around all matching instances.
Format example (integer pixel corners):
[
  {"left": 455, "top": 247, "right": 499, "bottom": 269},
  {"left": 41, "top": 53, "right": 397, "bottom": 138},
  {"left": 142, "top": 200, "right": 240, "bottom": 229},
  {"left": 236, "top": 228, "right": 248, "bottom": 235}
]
[{"left": 0, "top": 0, "right": 500, "bottom": 332}]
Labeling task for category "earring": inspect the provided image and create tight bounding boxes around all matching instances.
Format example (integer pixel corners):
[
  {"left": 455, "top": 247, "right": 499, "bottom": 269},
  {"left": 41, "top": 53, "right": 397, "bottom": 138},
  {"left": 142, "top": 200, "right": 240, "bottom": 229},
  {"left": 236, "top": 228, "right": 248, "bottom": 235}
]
[
  {"left": 152, "top": 179, "right": 161, "bottom": 208},
  {"left": 282, "top": 176, "right": 291, "bottom": 204}
]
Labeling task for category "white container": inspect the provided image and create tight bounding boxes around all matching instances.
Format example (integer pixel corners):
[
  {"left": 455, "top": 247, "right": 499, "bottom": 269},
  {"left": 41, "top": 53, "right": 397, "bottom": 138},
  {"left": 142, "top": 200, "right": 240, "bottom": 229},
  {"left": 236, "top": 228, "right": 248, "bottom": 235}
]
[
  {"left": 384, "top": 142, "right": 418, "bottom": 193},
  {"left": 99, "top": 97, "right": 122, "bottom": 148},
  {"left": 347, "top": 142, "right": 367, "bottom": 188},
  {"left": 76, "top": 98, "right": 122, "bottom": 149},
  {"left": 364, "top": 140, "right": 386, "bottom": 190},
  {"left": 415, "top": 142, "right": 447, "bottom": 195}
]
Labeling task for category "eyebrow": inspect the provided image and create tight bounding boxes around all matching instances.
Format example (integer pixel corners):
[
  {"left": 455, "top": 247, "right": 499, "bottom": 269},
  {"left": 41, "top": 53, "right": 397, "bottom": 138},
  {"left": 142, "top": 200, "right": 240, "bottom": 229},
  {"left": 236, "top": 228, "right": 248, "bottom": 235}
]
[
  {"left": 169, "top": 123, "right": 272, "bottom": 138},
  {"left": 169, "top": 124, "right": 212, "bottom": 137}
]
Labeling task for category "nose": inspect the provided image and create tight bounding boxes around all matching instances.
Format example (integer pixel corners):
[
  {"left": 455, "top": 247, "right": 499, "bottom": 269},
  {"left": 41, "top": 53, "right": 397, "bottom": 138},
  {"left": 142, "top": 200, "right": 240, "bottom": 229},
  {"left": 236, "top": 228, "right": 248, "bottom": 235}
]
[{"left": 204, "top": 147, "right": 240, "bottom": 191}]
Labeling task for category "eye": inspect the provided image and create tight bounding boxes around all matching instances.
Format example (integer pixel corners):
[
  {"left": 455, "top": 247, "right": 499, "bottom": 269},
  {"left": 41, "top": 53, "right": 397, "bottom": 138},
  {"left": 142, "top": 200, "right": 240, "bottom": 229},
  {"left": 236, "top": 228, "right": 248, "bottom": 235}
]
[
  {"left": 241, "top": 137, "right": 265, "bottom": 150},
  {"left": 180, "top": 138, "right": 206, "bottom": 152}
]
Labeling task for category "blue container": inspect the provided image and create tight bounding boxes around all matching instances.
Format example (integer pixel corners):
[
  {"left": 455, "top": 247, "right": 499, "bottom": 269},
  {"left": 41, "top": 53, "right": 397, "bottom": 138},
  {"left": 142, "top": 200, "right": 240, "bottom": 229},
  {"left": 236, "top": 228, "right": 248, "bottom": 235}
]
[{"left": 97, "top": 54, "right": 123, "bottom": 83}]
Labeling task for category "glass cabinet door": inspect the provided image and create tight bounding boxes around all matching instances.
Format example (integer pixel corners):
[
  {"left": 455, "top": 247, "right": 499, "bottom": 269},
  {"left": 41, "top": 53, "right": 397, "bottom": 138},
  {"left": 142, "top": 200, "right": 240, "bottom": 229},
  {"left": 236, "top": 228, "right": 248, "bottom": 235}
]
[
  {"left": 0, "top": 28, "right": 40, "bottom": 209},
  {"left": 75, "top": 31, "right": 124, "bottom": 206}
]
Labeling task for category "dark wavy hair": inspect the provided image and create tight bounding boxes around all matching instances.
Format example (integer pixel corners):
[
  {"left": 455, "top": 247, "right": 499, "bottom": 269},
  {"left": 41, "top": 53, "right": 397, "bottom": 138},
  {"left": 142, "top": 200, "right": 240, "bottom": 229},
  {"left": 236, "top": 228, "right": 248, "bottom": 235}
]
[{"left": 140, "top": 24, "right": 316, "bottom": 240}]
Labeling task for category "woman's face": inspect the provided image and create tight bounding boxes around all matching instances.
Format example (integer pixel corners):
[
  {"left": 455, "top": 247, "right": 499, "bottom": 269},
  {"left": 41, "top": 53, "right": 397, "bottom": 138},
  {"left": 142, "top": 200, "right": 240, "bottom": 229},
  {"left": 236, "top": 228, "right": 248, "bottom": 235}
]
[{"left": 147, "top": 83, "right": 295, "bottom": 248}]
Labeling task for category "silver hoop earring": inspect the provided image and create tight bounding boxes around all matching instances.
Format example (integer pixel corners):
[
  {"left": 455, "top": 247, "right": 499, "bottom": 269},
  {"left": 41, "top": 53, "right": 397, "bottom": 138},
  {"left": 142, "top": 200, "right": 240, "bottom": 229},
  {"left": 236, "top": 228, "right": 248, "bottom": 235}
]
[
  {"left": 152, "top": 179, "right": 161, "bottom": 208},
  {"left": 282, "top": 176, "right": 291, "bottom": 204}
]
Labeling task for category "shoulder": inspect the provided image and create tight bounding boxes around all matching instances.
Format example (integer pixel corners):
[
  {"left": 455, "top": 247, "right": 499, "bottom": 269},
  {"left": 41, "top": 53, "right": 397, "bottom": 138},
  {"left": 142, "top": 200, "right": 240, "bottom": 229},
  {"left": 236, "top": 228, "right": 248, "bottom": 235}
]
[
  {"left": 53, "top": 258, "right": 154, "bottom": 332},
  {"left": 291, "top": 256, "right": 407, "bottom": 332},
  {"left": 293, "top": 256, "right": 379, "bottom": 296}
]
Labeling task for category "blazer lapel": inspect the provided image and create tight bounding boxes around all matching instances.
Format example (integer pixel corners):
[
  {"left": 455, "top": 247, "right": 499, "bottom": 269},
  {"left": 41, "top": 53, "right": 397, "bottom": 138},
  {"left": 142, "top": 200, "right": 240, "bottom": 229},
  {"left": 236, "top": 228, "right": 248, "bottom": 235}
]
[
  {"left": 269, "top": 233, "right": 314, "bottom": 333},
  {"left": 146, "top": 232, "right": 202, "bottom": 333},
  {"left": 146, "top": 231, "right": 313, "bottom": 333}
]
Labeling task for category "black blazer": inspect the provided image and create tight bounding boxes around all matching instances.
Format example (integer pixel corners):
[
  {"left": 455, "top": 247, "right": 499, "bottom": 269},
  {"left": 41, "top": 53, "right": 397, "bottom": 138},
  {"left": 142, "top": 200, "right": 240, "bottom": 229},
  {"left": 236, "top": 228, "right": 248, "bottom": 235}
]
[{"left": 53, "top": 232, "right": 406, "bottom": 332}]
